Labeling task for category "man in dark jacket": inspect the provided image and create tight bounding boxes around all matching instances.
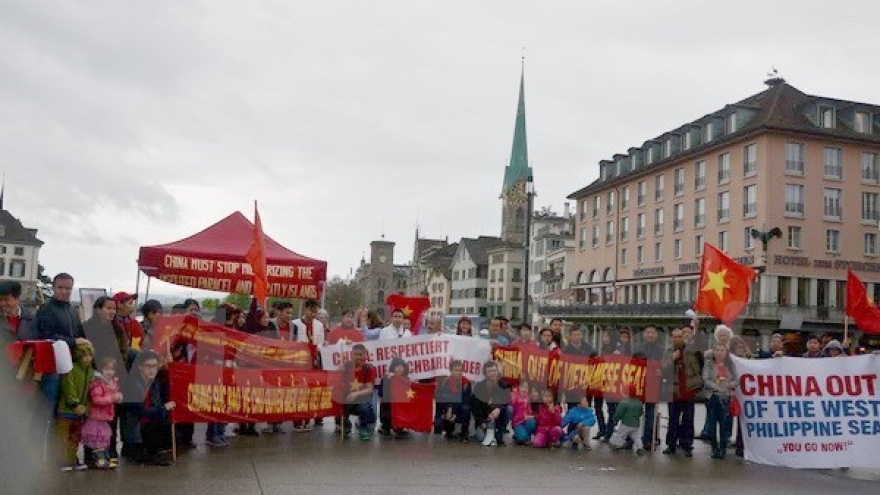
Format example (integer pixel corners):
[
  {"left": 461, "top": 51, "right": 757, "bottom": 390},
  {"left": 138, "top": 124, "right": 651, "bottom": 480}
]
[
  {"left": 34, "top": 273, "right": 89, "bottom": 408},
  {"left": 123, "top": 351, "right": 175, "bottom": 465},
  {"left": 662, "top": 328, "right": 702, "bottom": 457},
  {"left": 636, "top": 325, "right": 665, "bottom": 450},
  {"left": 470, "top": 360, "right": 511, "bottom": 446}
]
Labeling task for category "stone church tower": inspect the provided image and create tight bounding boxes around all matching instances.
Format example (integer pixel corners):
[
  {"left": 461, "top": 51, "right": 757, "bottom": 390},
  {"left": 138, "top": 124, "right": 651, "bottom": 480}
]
[{"left": 500, "top": 68, "right": 533, "bottom": 245}]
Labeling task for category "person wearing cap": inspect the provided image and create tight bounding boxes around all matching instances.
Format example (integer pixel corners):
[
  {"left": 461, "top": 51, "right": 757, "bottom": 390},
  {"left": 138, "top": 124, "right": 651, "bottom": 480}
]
[
  {"left": 113, "top": 292, "right": 144, "bottom": 351},
  {"left": 823, "top": 339, "right": 846, "bottom": 357}
]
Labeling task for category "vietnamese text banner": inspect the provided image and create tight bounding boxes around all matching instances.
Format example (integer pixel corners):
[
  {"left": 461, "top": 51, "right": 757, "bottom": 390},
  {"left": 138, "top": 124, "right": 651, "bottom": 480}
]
[
  {"left": 734, "top": 355, "right": 880, "bottom": 469},
  {"left": 169, "top": 363, "right": 337, "bottom": 423},
  {"left": 152, "top": 316, "right": 313, "bottom": 369},
  {"left": 319, "top": 335, "right": 492, "bottom": 382}
]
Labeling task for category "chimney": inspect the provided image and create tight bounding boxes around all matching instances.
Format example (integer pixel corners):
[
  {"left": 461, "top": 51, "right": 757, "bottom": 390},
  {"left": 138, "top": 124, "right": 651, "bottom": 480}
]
[{"left": 563, "top": 202, "right": 571, "bottom": 219}]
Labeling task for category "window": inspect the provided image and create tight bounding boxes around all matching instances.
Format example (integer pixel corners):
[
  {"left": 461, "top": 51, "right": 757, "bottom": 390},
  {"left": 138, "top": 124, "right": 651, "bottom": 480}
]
[
  {"left": 621, "top": 248, "right": 627, "bottom": 266},
  {"left": 694, "top": 198, "right": 706, "bottom": 227},
  {"left": 674, "top": 238, "right": 682, "bottom": 259},
  {"left": 826, "top": 229, "right": 840, "bottom": 253},
  {"left": 654, "top": 242, "right": 663, "bottom": 262},
  {"left": 718, "top": 153, "right": 730, "bottom": 183},
  {"left": 592, "top": 196, "right": 601, "bottom": 218},
  {"left": 684, "top": 132, "right": 692, "bottom": 150},
  {"left": 784, "top": 184, "right": 805, "bottom": 216},
  {"left": 744, "top": 227, "right": 755, "bottom": 250},
  {"left": 855, "top": 112, "right": 872, "bottom": 133},
  {"left": 490, "top": 269, "right": 496, "bottom": 282},
  {"left": 719, "top": 231, "right": 729, "bottom": 252},
  {"left": 674, "top": 168, "right": 685, "bottom": 196},
  {"left": 637, "top": 181, "right": 646, "bottom": 207},
  {"left": 786, "top": 142, "right": 804, "bottom": 174},
  {"left": 823, "top": 188, "right": 842, "bottom": 220},
  {"left": 579, "top": 229, "right": 586, "bottom": 248},
  {"left": 743, "top": 185, "right": 757, "bottom": 218},
  {"left": 862, "top": 192, "right": 879, "bottom": 223},
  {"left": 13, "top": 247, "right": 24, "bottom": 256},
  {"left": 695, "top": 235, "right": 704, "bottom": 256},
  {"left": 819, "top": 105, "right": 835, "bottom": 128},
  {"left": 498, "top": 288, "right": 504, "bottom": 301},
  {"left": 579, "top": 200, "right": 587, "bottom": 221},
  {"left": 727, "top": 113, "right": 737, "bottom": 133},
  {"left": 673, "top": 203, "right": 684, "bottom": 232},
  {"left": 637, "top": 246, "right": 644, "bottom": 264},
  {"left": 607, "top": 191, "right": 616, "bottom": 214},
  {"left": 621, "top": 217, "right": 630, "bottom": 241},
  {"left": 824, "top": 147, "right": 843, "bottom": 179},
  {"left": 717, "top": 192, "right": 730, "bottom": 222},
  {"left": 788, "top": 226, "right": 802, "bottom": 250},
  {"left": 512, "top": 268, "right": 521, "bottom": 281},
  {"left": 0, "top": 246, "right": 5, "bottom": 254},
  {"left": 653, "top": 208, "right": 664, "bottom": 235},
  {"left": 862, "top": 152, "right": 879, "bottom": 183},
  {"left": 591, "top": 225, "right": 599, "bottom": 247},
  {"left": 621, "top": 186, "right": 630, "bottom": 210},
  {"left": 705, "top": 122, "right": 714, "bottom": 142},
  {"left": 605, "top": 221, "right": 615, "bottom": 244},
  {"left": 489, "top": 288, "right": 495, "bottom": 301},
  {"left": 695, "top": 161, "right": 706, "bottom": 190},
  {"left": 655, "top": 175, "right": 665, "bottom": 202},
  {"left": 637, "top": 213, "right": 646, "bottom": 239},
  {"left": 9, "top": 260, "right": 25, "bottom": 278},
  {"left": 866, "top": 233, "right": 878, "bottom": 256},
  {"left": 743, "top": 144, "right": 757, "bottom": 176},
  {"left": 0, "top": 260, "right": 4, "bottom": 276}
]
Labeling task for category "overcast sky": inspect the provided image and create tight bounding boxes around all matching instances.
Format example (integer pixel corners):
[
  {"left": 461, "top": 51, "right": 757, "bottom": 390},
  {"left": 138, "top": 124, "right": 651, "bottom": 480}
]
[{"left": 2, "top": 0, "right": 878, "bottom": 300}]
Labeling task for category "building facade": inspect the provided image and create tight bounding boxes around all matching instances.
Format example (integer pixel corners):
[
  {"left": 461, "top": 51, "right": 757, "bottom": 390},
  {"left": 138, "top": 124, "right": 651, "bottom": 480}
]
[
  {"left": 353, "top": 239, "right": 407, "bottom": 314},
  {"left": 486, "top": 244, "right": 525, "bottom": 320},
  {"left": 424, "top": 243, "right": 457, "bottom": 317},
  {"left": 529, "top": 207, "right": 577, "bottom": 319},
  {"left": 0, "top": 204, "right": 43, "bottom": 304},
  {"left": 449, "top": 237, "right": 502, "bottom": 316},
  {"left": 557, "top": 78, "right": 880, "bottom": 350},
  {"left": 404, "top": 231, "right": 449, "bottom": 297}
]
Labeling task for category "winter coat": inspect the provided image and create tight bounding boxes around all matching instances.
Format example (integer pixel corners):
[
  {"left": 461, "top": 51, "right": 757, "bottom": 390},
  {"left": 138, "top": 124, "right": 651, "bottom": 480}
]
[
  {"left": 614, "top": 397, "right": 644, "bottom": 428},
  {"left": 57, "top": 343, "right": 95, "bottom": 418},
  {"left": 87, "top": 373, "right": 119, "bottom": 421},
  {"left": 510, "top": 389, "right": 533, "bottom": 427},
  {"left": 562, "top": 406, "right": 596, "bottom": 428},
  {"left": 471, "top": 378, "right": 511, "bottom": 424},
  {"left": 535, "top": 404, "right": 563, "bottom": 429},
  {"left": 702, "top": 356, "right": 737, "bottom": 398},
  {"left": 664, "top": 345, "right": 703, "bottom": 401},
  {"left": 35, "top": 298, "right": 84, "bottom": 349}
]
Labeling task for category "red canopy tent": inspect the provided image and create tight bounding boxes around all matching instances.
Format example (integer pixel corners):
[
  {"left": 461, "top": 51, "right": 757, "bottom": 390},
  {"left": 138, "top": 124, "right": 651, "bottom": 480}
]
[{"left": 137, "top": 211, "right": 327, "bottom": 300}]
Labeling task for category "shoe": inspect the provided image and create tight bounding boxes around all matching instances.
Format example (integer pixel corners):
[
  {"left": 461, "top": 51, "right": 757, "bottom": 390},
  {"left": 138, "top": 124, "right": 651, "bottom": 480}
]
[
  {"left": 592, "top": 433, "right": 603, "bottom": 440},
  {"left": 663, "top": 447, "right": 676, "bottom": 455},
  {"left": 73, "top": 463, "right": 89, "bottom": 471},
  {"left": 358, "top": 428, "right": 371, "bottom": 442},
  {"left": 683, "top": 450, "right": 693, "bottom": 458},
  {"left": 711, "top": 449, "right": 723, "bottom": 459},
  {"left": 205, "top": 437, "right": 226, "bottom": 447},
  {"left": 481, "top": 428, "right": 496, "bottom": 446},
  {"left": 735, "top": 449, "right": 744, "bottom": 458},
  {"left": 394, "top": 430, "right": 410, "bottom": 439},
  {"left": 635, "top": 448, "right": 646, "bottom": 456},
  {"left": 94, "top": 456, "right": 109, "bottom": 470},
  {"left": 59, "top": 465, "right": 74, "bottom": 473},
  {"left": 379, "top": 429, "right": 394, "bottom": 439},
  {"left": 460, "top": 434, "right": 470, "bottom": 444}
]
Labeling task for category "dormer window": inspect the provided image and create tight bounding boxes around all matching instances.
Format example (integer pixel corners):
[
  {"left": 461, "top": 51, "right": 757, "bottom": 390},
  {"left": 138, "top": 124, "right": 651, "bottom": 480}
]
[
  {"left": 684, "top": 132, "right": 692, "bottom": 150},
  {"left": 855, "top": 111, "right": 872, "bottom": 133},
  {"left": 647, "top": 147, "right": 656, "bottom": 164},
  {"left": 0, "top": 225, "right": 5, "bottom": 237},
  {"left": 705, "top": 122, "right": 714, "bottom": 142},
  {"left": 664, "top": 139, "right": 673, "bottom": 158},
  {"left": 819, "top": 105, "right": 835, "bottom": 128},
  {"left": 727, "top": 113, "right": 737, "bottom": 133}
]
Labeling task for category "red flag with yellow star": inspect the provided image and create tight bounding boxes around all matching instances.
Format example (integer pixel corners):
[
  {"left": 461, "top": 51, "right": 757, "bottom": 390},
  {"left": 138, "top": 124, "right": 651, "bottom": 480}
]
[
  {"left": 385, "top": 293, "right": 431, "bottom": 334},
  {"left": 846, "top": 269, "right": 880, "bottom": 334},
  {"left": 389, "top": 375, "right": 435, "bottom": 433},
  {"left": 694, "top": 243, "right": 755, "bottom": 325}
]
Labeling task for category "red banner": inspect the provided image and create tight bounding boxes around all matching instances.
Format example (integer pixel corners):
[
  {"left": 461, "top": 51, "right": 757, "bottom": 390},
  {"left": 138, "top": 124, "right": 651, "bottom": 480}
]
[
  {"left": 151, "top": 316, "right": 313, "bottom": 369},
  {"left": 389, "top": 376, "right": 435, "bottom": 433},
  {"left": 493, "top": 346, "right": 660, "bottom": 403},
  {"left": 168, "top": 363, "right": 338, "bottom": 423}
]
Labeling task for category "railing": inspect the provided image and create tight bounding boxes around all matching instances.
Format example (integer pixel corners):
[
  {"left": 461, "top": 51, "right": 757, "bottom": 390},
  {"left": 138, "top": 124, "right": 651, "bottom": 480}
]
[
  {"left": 541, "top": 270, "right": 563, "bottom": 282},
  {"left": 785, "top": 202, "right": 804, "bottom": 215},
  {"left": 536, "top": 302, "right": 846, "bottom": 322}
]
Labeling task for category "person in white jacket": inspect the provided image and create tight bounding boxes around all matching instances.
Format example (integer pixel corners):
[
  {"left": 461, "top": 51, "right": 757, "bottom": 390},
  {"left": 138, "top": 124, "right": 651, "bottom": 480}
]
[
  {"left": 292, "top": 300, "right": 325, "bottom": 431},
  {"left": 379, "top": 309, "right": 411, "bottom": 340}
]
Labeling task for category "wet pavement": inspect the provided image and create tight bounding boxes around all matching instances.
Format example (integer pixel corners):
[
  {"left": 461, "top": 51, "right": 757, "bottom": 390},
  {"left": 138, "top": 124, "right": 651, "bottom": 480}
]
[{"left": 26, "top": 408, "right": 874, "bottom": 495}]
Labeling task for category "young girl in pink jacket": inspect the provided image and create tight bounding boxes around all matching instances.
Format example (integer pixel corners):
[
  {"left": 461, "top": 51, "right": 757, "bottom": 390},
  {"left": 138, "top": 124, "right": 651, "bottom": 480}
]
[
  {"left": 511, "top": 381, "right": 537, "bottom": 445},
  {"left": 532, "top": 388, "right": 564, "bottom": 448},
  {"left": 81, "top": 357, "right": 123, "bottom": 469}
]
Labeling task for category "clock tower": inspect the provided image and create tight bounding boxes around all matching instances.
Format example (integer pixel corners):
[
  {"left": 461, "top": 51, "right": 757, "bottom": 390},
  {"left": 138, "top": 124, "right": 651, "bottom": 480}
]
[
  {"left": 368, "top": 239, "right": 395, "bottom": 307},
  {"left": 500, "top": 67, "right": 533, "bottom": 245}
]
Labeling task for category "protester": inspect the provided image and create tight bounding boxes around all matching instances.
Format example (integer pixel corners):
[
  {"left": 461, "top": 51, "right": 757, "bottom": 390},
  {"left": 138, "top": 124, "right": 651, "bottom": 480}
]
[
  {"left": 56, "top": 341, "right": 94, "bottom": 471},
  {"left": 0, "top": 281, "right": 35, "bottom": 341},
  {"left": 548, "top": 317, "right": 564, "bottom": 347},
  {"left": 455, "top": 316, "right": 473, "bottom": 337},
  {"left": 294, "top": 300, "right": 326, "bottom": 346},
  {"left": 327, "top": 310, "right": 365, "bottom": 344},
  {"left": 637, "top": 325, "right": 664, "bottom": 451},
  {"left": 512, "top": 322, "right": 537, "bottom": 348},
  {"left": 434, "top": 360, "right": 472, "bottom": 442},
  {"left": 139, "top": 299, "right": 163, "bottom": 351},
  {"left": 703, "top": 343, "right": 737, "bottom": 459},
  {"left": 537, "top": 328, "right": 556, "bottom": 350},
  {"left": 562, "top": 395, "right": 597, "bottom": 451},
  {"left": 182, "top": 299, "right": 201, "bottom": 317},
  {"left": 486, "top": 317, "right": 509, "bottom": 347},
  {"left": 83, "top": 357, "right": 123, "bottom": 469},
  {"left": 379, "top": 357, "right": 411, "bottom": 439},
  {"left": 340, "top": 344, "right": 376, "bottom": 441},
  {"left": 471, "top": 360, "right": 511, "bottom": 446},
  {"left": 824, "top": 339, "right": 846, "bottom": 357},
  {"left": 379, "top": 308, "right": 411, "bottom": 340},
  {"left": 698, "top": 324, "right": 732, "bottom": 441},
  {"left": 510, "top": 380, "right": 536, "bottom": 445},
  {"left": 532, "top": 388, "right": 564, "bottom": 449},
  {"left": 273, "top": 302, "right": 295, "bottom": 340},
  {"left": 424, "top": 315, "right": 445, "bottom": 335},
  {"left": 609, "top": 387, "right": 646, "bottom": 456},
  {"left": 614, "top": 327, "right": 634, "bottom": 356},
  {"left": 124, "top": 351, "right": 175, "bottom": 466},
  {"left": 663, "top": 327, "right": 702, "bottom": 457},
  {"left": 360, "top": 309, "right": 384, "bottom": 341},
  {"left": 113, "top": 292, "right": 144, "bottom": 350},
  {"left": 593, "top": 330, "right": 615, "bottom": 440},
  {"left": 802, "top": 334, "right": 824, "bottom": 358}
]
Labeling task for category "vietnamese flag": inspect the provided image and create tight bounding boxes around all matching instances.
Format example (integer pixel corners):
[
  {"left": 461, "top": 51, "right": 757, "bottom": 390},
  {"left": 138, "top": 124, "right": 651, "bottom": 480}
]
[
  {"left": 694, "top": 243, "right": 755, "bottom": 325},
  {"left": 385, "top": 293, "right": 431, "bottom": 333},
  {"left": 245, "top": 202, "right": 268, "bottom": 307},
  {"left": 389, "top": 375, "right": 435, "bottom": 433},
  {"left": 846, "top": 270, "right": 880, "bottom": 334}
]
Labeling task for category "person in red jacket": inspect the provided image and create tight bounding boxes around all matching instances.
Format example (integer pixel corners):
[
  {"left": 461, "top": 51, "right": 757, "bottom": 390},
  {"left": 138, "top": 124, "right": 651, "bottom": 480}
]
[
  {"left": 82, "top": 357, "right": 123, "bottom": 469},
  {"left": 532, "top": 388, "right": 564, "bottom": 448}
]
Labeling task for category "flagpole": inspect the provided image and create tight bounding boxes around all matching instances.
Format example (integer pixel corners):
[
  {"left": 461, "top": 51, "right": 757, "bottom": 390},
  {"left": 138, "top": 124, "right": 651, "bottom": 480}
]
[
  {"left": 339, "top": 338, "right": 347, "bottom": 441},
  {"left": 167, "top": 337, "right": 177, "bottom": 462}
]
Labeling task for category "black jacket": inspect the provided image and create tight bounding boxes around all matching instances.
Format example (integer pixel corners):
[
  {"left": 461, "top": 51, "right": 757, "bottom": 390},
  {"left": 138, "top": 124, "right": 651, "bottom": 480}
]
[
  {"left": 471, "top": 378, "right": 511, "bottom": 423},
  {"left": 35, "top": 299, "right": 84, "bottom": 349}
]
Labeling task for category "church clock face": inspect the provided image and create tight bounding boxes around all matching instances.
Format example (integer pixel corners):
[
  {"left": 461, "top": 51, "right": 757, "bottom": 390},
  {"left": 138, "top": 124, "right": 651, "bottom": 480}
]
[{"left": 379, "top": 255, "right": 387, "bottom": 263}]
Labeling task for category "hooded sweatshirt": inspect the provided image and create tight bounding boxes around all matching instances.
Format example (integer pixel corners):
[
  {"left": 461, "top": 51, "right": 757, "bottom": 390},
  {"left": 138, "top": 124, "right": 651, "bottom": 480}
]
[{"left": 57, "top": 342, "right": 95, "bottom": 418}]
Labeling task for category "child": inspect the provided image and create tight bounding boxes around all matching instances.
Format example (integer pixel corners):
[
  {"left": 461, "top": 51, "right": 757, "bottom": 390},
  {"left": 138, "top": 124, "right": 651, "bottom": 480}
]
[
  {"left": 380, "top": 357, "right": 411, "bottom": 439},
  {"left": 510, "top": 381, "right": 537, "bottom": 445},
  {"left": 434, "top": 360, "right": 472, "bottom": 442},
  {"left": 56, "top": 342, "right": 95, "bottom": 471},
  {"left": 562, "top": 395, "right": 597, "bottom": 450},
  {"left": 532, "top": 388, "right": 564, "bottom": 448},
  {"left": 609, "top": 388, "right": 645, "bottom": 455},
  {"left": 82, "top": 357, "right": 123, "bottom": 469},
  {"left": 341, "top": 344, "right": 377, "bottom": 441}
]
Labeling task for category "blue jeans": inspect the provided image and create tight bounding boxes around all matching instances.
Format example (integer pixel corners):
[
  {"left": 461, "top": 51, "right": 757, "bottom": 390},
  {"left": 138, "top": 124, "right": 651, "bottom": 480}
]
[
  {"left": 641, "top": 402, "right": 657, "bottom": 448},
  {"left": 706, "top": 395, "right": 732, "bottom": 452},
  {"left": 39, "top": 373, "right": 61, "bottom": 414},
  {"left": 513, "top": 418, "right": 537, "bottom": 443},
  {"left": 345, "top": 402, "right": 376, "bottom": 430}
]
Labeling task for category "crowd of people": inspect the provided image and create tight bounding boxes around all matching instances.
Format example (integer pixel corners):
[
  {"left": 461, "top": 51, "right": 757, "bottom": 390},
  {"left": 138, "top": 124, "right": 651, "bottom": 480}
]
[{"left": 0, "top": 273, "right": 873, "bottom": 473}]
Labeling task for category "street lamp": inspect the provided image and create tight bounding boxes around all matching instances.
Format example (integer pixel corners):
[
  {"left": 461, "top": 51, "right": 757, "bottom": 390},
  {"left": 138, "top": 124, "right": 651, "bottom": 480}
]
[{"left": 523, "top": 175, "right": 536, "bottom": 325}]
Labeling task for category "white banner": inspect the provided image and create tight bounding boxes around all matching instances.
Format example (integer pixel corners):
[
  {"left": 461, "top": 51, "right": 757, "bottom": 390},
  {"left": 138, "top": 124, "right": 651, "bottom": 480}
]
[
  {"left": 320, "top": 334, "right": 492, "bottom": 382},
  {"left": 734, "top": 355, "right": 880, "bottom": 469}
]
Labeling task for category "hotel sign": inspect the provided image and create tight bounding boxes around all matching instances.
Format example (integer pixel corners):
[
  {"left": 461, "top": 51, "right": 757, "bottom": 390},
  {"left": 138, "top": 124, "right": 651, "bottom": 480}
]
[
  {"left": 678, "top": 256, "right": 755, "bottom": 275},
  {"left": 773, "top": 255, "right": 880, "bottom": 272}
]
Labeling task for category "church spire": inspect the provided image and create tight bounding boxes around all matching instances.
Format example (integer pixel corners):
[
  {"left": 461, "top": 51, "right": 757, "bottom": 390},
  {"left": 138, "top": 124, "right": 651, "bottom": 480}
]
[{"left": 501, "top": 62, "right": 533, "bottom": 197}]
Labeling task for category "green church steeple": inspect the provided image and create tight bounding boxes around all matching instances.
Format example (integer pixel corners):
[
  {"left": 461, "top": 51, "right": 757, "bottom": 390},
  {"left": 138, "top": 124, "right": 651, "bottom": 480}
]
[{"left": 501, "top": 66, "right": 533, "bottom": 197}]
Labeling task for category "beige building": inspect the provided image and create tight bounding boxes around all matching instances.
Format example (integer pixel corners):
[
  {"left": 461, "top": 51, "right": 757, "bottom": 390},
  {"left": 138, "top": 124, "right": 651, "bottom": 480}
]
[
  {"left": 558, "top": 78, "right": 880, "bottom": 349},
  {"left": 0, "top": 202, "right": 44, "bottom": 305},
  {"left": 423, "top": 243, "right": 457, "bottom": 317}
]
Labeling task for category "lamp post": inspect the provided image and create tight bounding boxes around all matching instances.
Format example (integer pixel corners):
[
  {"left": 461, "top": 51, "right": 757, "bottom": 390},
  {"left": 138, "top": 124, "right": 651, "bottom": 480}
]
[{"left": 522, "top": 175, "right": 536, "bottom": 325}]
